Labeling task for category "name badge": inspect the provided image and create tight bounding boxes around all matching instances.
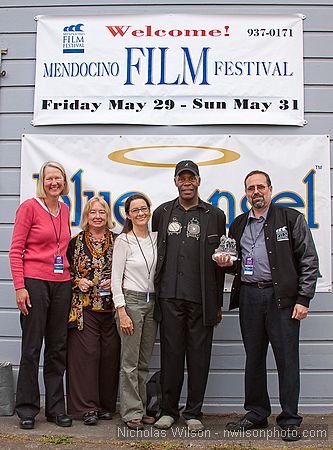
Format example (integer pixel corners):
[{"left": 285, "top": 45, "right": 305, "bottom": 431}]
[
  {"left": 244, "top": 256, "right": 254, "bottom": 276},
  {"left": 54, "top": 255, "right": 64, "bottom": 274},
  {"left": 98, "top": 288, "right": 111, "bottom": 297},
  {"left": 98, "top": 279, "right": 110, "bottom": 297}
]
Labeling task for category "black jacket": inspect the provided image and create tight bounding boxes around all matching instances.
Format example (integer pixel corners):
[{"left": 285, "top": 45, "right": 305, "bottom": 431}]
[
  {"left": 152, "top": 198, "right": 226, "bottom": 326},
  {"left": 228, "top": 203, "right": 319, "bottom": 310}
]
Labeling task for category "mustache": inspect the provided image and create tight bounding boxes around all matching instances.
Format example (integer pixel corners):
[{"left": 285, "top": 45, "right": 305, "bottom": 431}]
[{"left": 252, "top": 195, "right": 265, "bottom": 206}]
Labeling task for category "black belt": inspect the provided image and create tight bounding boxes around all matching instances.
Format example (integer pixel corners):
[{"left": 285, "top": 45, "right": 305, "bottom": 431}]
[{"left": 241, "top": 281, "right": 273, "bottom": 289}]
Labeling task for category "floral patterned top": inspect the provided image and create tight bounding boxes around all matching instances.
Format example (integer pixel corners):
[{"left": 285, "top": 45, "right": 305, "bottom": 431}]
[{"left": 67, "top": 229, "right": 116, "bottom": 330}]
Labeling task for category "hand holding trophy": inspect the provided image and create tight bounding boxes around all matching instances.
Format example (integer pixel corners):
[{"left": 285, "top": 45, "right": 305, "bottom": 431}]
[
  {"left": 212, "top": 235, "right": 238, "bottom": 267},
  {"left": 92, "top": 276, "right": 111, "bottom": 296}
]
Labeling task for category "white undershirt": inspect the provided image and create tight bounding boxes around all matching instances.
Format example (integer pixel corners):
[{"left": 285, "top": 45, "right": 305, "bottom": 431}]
[
  {"left": 111, "top": 232, "right": 158, "bottom": 308},
  {"left": 35, "top": 197, "right": 60, "bottom": 217}
]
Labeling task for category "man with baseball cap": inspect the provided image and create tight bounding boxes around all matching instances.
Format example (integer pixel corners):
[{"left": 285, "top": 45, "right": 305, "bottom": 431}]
[{"left": 152, "top": 160, "right": 226, "bottom": 432}]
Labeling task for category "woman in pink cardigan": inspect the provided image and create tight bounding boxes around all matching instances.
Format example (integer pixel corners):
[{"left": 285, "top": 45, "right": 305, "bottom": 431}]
[{"left": 9, "top": 161, "right": 72, "bottom": 430}]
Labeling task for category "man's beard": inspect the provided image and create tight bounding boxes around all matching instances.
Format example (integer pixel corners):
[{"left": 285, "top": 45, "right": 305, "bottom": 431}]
[{"left": 252, "top": 196, "right": 266, "bottom": 209}]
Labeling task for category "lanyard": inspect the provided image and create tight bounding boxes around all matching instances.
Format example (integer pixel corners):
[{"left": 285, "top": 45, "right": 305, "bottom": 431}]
[
  {"left": 44, "top": 201, "right": 62, "bottom": 254},
  {"left": 132, "top": 230, "right": 155, "bottom": 283},
  {"left": 249, "top": 217, "right": 265, "bottom": 253}
]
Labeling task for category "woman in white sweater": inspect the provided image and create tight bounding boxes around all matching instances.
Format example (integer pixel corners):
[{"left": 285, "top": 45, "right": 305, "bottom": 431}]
[{"left": 111, "top": 194, "right": 157, "bottom": 430}]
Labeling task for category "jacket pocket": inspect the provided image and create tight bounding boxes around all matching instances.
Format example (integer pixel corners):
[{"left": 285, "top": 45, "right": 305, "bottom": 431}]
[{"left": 207, "top": 234, "right": 220, "bottom": 245}]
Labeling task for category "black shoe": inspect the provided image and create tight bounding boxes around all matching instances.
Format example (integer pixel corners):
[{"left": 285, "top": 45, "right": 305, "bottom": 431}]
[
  {"left": 83, "top": 411, "right": 98, "bottom": 426},
  {"left": 226, "top": 416, "right": 268, "bottom": 431},
  {"left": 47, "top": 414, "right": 72, "bottom": 427},
  {"left": 281, "top": 424, "right": 301, "bottom": 441},
  {"left": 19, "top": 417, "right": 35, "bottom": 429},
  {"left": 97, "top": 410, "right": 112, "bottom": 420}
]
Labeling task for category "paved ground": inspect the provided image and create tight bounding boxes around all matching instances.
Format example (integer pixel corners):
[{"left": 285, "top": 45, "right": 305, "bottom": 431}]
[{"left": 0, "top": 411, "right": 332, "bottom": 450}]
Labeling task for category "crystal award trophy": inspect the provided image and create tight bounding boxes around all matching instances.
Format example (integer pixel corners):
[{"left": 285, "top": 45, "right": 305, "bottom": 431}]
[{"left": 212, "top": 235, "right": 238, "bottom": 262}]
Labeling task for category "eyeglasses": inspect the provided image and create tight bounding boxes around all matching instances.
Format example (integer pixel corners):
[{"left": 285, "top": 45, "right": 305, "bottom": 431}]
[
  {"left": 246, "top": 184, "right": 269, "bottom": 193},
  {"left": 89, "top": 209, "right": 106, "bottom": 216},
  {"left": 129, "top": 206, "right": 149, "bottom": 215}
]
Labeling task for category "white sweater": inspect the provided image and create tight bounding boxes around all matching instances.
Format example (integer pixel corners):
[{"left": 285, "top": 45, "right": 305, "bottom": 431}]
[{"left": 111, "top": 232, "right": 158, "bottom": 308}]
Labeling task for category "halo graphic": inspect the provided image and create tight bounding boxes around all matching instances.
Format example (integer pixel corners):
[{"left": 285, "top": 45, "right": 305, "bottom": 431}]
[{"left": 108, "top": 145, "right": 240, "bottom": 167}]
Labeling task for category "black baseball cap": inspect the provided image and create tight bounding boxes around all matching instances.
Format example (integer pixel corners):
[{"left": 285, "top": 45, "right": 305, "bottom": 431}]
[{"left": 174, "top": 160, "right": 200, "bottom": 177}]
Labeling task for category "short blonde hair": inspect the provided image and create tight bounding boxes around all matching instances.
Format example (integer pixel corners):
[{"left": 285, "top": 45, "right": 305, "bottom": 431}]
[
  {"left": 80, "top": 196, "right": 113, "bottom": 231},
  {"left": 36, "top": 161, "right": 69, "bottom": 198}
]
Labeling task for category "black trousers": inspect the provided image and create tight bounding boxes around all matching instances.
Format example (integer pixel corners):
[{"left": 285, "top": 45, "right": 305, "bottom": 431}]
[
  {"left": 66, "top": 309, "right": 120, "bottom": 418},
  {"left": 15, "top": 278, "right": 72, "bottom": 419},
  {"left": 159, "top": 298, "right": 213, "bottom": 420},
  {"left": 239, "top": 284, "right": 302, "bottom": 427}
]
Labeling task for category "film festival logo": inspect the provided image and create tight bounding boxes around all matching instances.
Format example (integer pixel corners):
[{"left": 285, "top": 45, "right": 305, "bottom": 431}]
[{"left": 63, "top": 23, "right": 85, "bottom": 54}]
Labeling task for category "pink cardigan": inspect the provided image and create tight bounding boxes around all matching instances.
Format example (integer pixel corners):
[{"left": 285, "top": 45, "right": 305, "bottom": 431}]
[{"left": 9, "top": 198, "right": 71, "bottom": 289}]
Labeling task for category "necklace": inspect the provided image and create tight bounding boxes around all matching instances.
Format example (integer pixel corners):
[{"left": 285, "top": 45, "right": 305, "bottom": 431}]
[
  {"left": 43, "top": 198, "right": 60, "bottom": 216},
  {"left": 84, "top": 229, "right": 110, "bottom": 258}
]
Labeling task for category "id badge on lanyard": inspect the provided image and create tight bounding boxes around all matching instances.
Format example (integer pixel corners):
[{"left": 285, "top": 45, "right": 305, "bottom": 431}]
[
  {"left": 46, "top": 203, "right": 64, "bottom": 274},
  {"left": 243, "top": 218, "right": 264, "bottom": 277},
  {"left": 244, "top": 256, "right": 254, "bottom": 276},
  {"left": 54, "top": 254, "right": 64, "bottom": 274}
]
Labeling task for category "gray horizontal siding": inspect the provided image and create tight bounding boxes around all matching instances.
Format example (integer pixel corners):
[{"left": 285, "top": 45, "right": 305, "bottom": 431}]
[
  {"left": 0, "top": 142, "right": 21, "bottom": 167},
  {"left": 0, "top": 0, "right": 332, "bottom": 414},
  {"left": 0, "top": 226, "right": 14, "bottom": 250},
  {"left": 1, "top": 5, "right": 333, "bottom": 32},
  {"left": 0, "top": 198, "right": 20, "bottom": 223},
  {"left": 0, "top": 169, "right": 20, "bottom": 194},
  {"left": 1, "top": 339, "right": 333, "bottom": 370},
  {"left": 1, "top": 114, "right": 333, "bottom": 140},
  {"left": 4, "top": 366, "right": 332, "bottom": 413},
  {"left": 2, "top": 0, "right": 333, "bottom": 6},
  {"left": 4, "top": 357, "right": 333, "bottom": 413},
  {"left": 2, "top": 334, "right": 333, "bottom": 412}
]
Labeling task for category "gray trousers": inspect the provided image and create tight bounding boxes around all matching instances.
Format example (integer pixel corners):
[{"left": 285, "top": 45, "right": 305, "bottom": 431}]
[{"left": 116, "top": 289, "right": 157, "bottom": 422}]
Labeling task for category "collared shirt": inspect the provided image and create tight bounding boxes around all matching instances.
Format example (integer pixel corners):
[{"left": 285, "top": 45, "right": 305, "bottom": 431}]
[
  {"left": 159, "top": 198, "right": 205, "bottom": 303},
  {"left": 240, "top": 208, "right": 272, "bottom": 282}
]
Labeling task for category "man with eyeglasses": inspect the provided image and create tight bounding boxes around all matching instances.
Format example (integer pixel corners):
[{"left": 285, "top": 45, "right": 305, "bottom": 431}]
[
  {"left": 152, "top": 160, "right": 226, "bottom": 432},
  {"left": 215, "top": 170, "right": 318, "bottom": 442}
]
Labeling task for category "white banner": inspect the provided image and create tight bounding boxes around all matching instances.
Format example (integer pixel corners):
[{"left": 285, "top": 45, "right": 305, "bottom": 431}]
[
  {"left": 21, "top": 134, "right": 330, "bottom": 292},
  {"left": 33, "top": 14, "right": 304, "bottom": 126}
]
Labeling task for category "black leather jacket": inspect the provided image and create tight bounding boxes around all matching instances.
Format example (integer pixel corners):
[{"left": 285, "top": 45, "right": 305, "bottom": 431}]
[{"left": 228, "top": 203, "right": 319, "bottom": 310}]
